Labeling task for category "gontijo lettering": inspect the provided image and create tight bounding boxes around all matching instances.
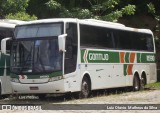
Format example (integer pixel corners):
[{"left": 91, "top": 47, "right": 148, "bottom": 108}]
[{"left": 89, "top": 53, "right": 109, "bottom": 61}]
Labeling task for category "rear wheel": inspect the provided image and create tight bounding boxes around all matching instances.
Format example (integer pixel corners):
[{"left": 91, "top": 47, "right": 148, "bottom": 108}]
[
  {"left": 133, "top": 75, "right": 140, "bottom": 91},
  {"left": 140, "top": 77, "right": 146, "bottom": 90}
]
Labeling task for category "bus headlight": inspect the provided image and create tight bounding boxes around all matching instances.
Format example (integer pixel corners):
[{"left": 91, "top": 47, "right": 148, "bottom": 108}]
[
  {"left": 11, "top": 78, "right": 20, "bottom": 83},
  {"left": 48, "top": 76, "right": 63, "bottom": 82}
]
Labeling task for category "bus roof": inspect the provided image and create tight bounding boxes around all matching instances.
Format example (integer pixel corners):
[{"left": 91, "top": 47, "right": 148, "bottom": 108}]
[
  {"left": 0, "top": 19, "right": 25, "bottom": 28},
  {"left": 16, "top": 18, "right": 153, "bottom": 34}
]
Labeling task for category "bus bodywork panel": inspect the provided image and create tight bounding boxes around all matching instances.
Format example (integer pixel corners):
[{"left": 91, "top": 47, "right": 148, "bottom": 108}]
[
  {"left": 11, "top": 79, "right": 65, "bottom": 94},
  {"left": 80, "top": 49, "right": 156, "bottom": 90},
  {"left": 11, "top": 73, "right": 81, "bottom": 94},
  {"left": 80, "top": 64, "right": 156, "bottom": 91}
]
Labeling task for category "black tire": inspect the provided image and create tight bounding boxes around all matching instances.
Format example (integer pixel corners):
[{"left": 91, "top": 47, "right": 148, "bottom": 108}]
[
  {"left": 80, "top": 76, "right": 90, "bottom": 98},
  {"left": 74, "top": 76, "right": 91, "bottom": 99},
  {"left": 140, "top": 77, "right": 146, "bottom": 90},
  {"left": 133, "top": 75, "right": 140, "bottom": 91}
]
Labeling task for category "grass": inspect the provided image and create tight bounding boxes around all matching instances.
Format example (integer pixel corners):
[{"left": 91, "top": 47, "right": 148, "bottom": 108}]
[
  {"left": 146, "top": 82, "right": 160, "bottom": 89},
  {"left": 146, "top": 69, "right": 160, "bottom": 89}
]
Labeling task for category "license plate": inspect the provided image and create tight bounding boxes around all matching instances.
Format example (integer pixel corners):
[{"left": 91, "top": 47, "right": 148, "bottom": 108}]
[{"left": 30, "top": 86, "right": 39, "bottom": 90}]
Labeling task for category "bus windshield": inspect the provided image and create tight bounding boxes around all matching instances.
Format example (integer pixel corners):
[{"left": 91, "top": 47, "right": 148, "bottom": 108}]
[
  {"left": 11, "top": 23, "right": 63, "bottom": 74},
  {"left": 11, "top": 39, "right": 62, "bottom": 74}
]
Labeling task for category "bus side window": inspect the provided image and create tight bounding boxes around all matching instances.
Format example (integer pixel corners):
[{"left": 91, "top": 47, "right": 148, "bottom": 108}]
[
  {"left": 146, "top": 35, "right": 154, "bottom": 51},
  {"left": 105, "top": 31, "right": 114, "bottom": 48},
  {"left": 64, "top": 23, "right": 78, "bottom": 74}
]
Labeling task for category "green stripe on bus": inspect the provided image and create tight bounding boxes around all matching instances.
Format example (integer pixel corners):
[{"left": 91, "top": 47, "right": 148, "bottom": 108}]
[
  {"left": 81, "top": 50, "right": 120, "bottom": 63},
  {"left": 124, "top": 64, "right": 127, "bottom": 76},
  {"left": 81, "top": 50, "right": 85, "bottom": 63},
  {"left": 125, "top": 52, "right": 130, "bottom": 63},
  {"left": 11, "top": 71, "right": 62, "bottom": 79},
  {"left": 81, "top": 49, "right": 155, "bottom": 64},
  {"left": 140, "top": 53, "right": 155, "bottom": 63},
  {"left": 0, "top": 54, "right": 10, "bottom": 76},
  {"left": 137, "top": 53, "right": 141, "bottom": 63}
]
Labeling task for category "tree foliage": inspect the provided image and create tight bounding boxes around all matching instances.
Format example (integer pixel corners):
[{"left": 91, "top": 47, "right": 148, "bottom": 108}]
[
  {"left": 5, "top": 12, "right": 37, "bottom": 21},
  {"left": 0, "top": 0, "right": 159, "bottom": 22},
  {"left": 1, "top": 0, "right": 159, "bottom": 23},
  {"left": 0, "top": 0, "right": 159, "bottom": 40},
  {"left": 0, "top": 0, "right": 29, "bottom": 18},
  {"left": 44, "top": 0, "right": 136, "bottom": 22}
]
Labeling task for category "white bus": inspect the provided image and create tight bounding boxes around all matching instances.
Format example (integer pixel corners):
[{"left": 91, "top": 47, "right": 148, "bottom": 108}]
[
  {"left": 2, "top": 18, "right": 157, "bottom": 98},
  {"left": 0, "top": 19, "right": 25, "bottom": 98}
]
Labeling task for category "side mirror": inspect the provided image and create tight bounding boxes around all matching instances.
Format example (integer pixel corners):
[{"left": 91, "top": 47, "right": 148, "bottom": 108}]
[
  {"left": 1, "top": 37, "right": 11, "bottom": 54},
  {"left": 58, "top": 34, "right": 67, "bottom": 52}
]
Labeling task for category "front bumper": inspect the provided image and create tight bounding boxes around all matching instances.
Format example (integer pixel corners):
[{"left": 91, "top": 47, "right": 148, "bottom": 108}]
[{"left": 11, "top": 79, "right": 66, "bottom": 94}]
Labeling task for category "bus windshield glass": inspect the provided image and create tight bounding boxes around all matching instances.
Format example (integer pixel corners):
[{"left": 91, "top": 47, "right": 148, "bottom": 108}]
[
  {"left": 14, "top": 23, "right": 63, "bottom": 39},
  {"left": 11, "top": 23, "right": 63, "bottom": 74},
  {"left": 11, "top": 39, "right": 62, "bottom": 74}
]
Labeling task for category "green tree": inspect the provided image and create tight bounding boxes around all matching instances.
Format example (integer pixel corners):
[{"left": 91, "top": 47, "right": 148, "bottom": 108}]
[
  {"left": 5, "top": 12, "right": 37, "bottom": 21},
  {"left": 45, "top": 0, "right": 136, "bottom": 22},
  {"left": 0, "top": 0, "right": 29, "bottom": 18},
  {"left": 26, "top": 0, "right": 135, "bottom": 22},
  {"left": 27, "top": 0, "right": 52, "bottom": 19}
]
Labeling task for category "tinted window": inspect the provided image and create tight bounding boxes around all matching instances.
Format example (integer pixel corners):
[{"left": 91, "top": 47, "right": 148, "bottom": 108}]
[
  {"left": 114, "top": 30, "right": 154, "bottom": 51},
  {"left": 65, "top": 23, "right": 78, "bottom": 74},
  {"left": 80, "top": 24, "right": 154, "bottom": 52},
  {"left": 80, "top": 24, "right": 114, "bottom": 49},
  {"left": 114, "top": 30, "right": 132, "bottom": 49}
]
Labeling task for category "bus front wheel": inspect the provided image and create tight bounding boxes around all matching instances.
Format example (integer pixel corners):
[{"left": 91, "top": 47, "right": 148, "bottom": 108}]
[{"left": 74, "top": 76, "right": 91, "bottom": 99}]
